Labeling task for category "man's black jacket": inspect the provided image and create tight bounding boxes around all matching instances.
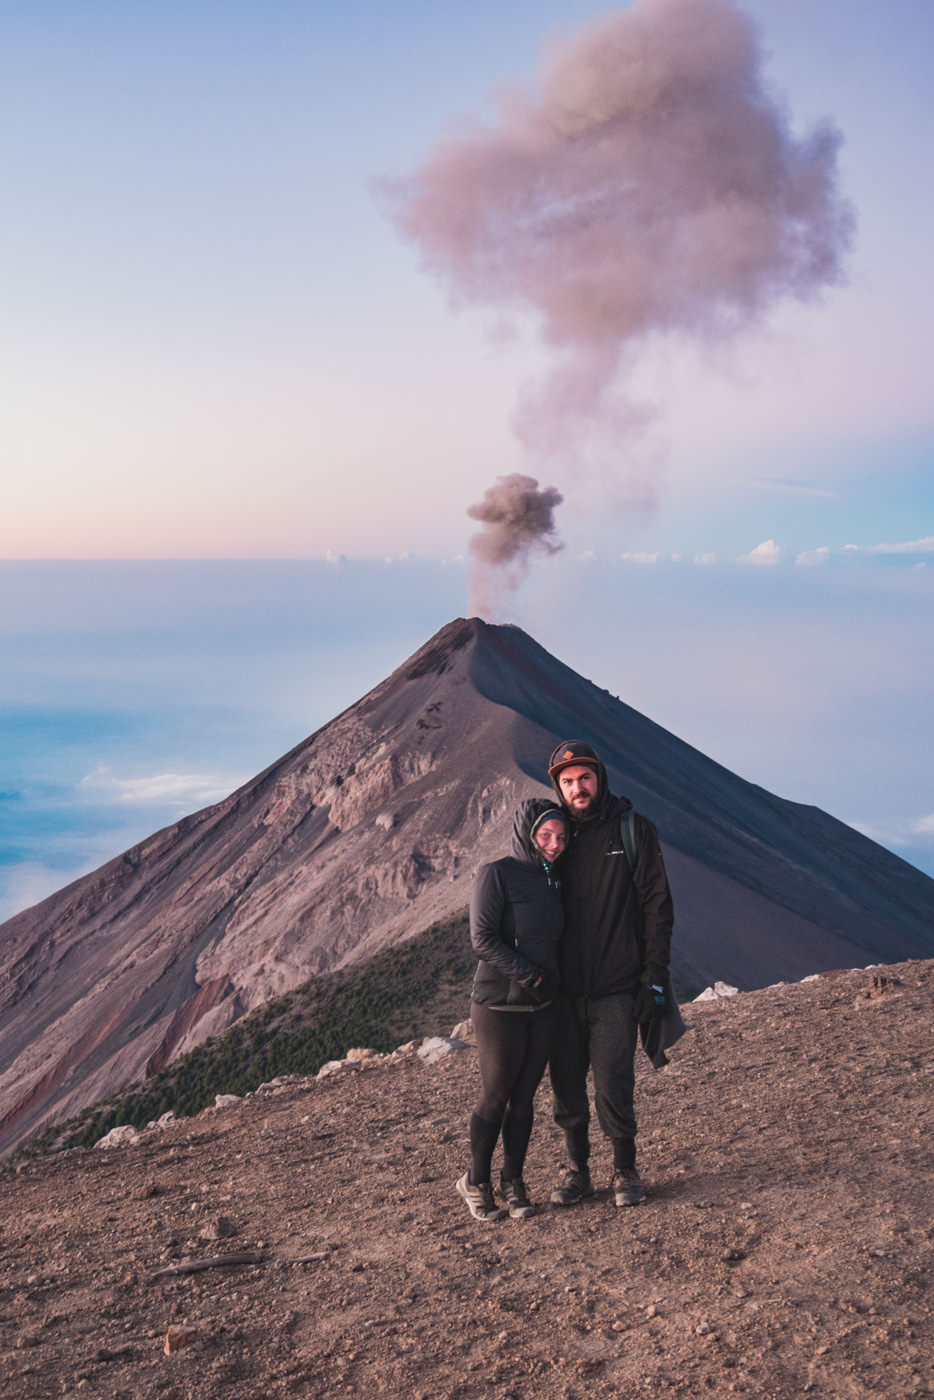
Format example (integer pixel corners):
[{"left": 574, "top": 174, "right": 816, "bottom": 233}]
[{"left": 553, "top": 782, "right": 673, "bottom": 998}]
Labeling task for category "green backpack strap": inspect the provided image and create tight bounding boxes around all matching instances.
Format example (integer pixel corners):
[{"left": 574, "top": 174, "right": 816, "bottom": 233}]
[{"left": 619, "top": 809, "right": 638, "bottom": 870}]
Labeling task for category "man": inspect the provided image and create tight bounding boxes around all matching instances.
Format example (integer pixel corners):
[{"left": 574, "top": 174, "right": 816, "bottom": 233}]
[{"left": 546, "top": 740, "right": 674, "bottom": 1208}]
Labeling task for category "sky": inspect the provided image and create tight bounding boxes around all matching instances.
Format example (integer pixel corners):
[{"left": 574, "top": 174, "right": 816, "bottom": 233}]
[{"left": 1, "top": 1, "right": 932, "bottom": 917}]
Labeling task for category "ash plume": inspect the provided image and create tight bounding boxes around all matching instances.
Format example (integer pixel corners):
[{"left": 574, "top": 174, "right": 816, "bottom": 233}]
[
  {"left": 382, "top": 0, "right": 855, "bottom": 461},
  {"left": 467, "top": 473, "right": 563, "bottom": 618}
]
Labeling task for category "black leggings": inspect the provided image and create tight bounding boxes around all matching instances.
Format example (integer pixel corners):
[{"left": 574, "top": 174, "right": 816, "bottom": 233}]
[{"left": 468, "top": 1000, "right": 555, "bottom": 1184}]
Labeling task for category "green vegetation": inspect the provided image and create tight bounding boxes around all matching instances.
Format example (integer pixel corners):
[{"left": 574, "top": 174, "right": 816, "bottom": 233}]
[{"left": 14, "top": 911, "right": 475, "bottom": 1163}]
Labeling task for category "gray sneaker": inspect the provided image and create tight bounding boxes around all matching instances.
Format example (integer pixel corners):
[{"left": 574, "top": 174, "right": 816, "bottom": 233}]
[
  {"left": 498, "top": 1176, "right": 535, "bottom": 1219},
  {"left": 613, "top": 1167, "right": 646, "bottom": 1207},
  {"left": 456, "top": 1173, "right": 506, "bottom": 1222},
  {"left": 550, "top": 1164, "right": 594, "bottom": 1206}
]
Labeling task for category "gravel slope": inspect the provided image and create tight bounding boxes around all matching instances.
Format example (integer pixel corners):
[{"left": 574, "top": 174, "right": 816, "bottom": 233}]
[{"left": 2, "top": 959, "right": 932, "bottom": 1399}]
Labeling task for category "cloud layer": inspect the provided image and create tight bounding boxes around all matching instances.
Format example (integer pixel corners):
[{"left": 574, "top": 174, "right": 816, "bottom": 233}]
[{"left": 79, "top": 767, "right": 243, "bottom": 809}]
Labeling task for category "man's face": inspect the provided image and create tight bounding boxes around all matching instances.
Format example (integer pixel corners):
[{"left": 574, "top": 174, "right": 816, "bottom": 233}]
[{"left": 557, "top": 764, "right": 599, "bottom": 814}]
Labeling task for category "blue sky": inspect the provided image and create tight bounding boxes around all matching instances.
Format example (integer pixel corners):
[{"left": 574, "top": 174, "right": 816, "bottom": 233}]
[
  {"left": 1, "top": 1, "right": 932, "bottom": 917},
  {"left": 2, "top": 0, "right": 931, "bottom": 561}
]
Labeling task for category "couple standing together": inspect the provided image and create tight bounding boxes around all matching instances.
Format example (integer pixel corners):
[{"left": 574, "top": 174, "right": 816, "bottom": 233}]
[{"left": 457, "top": 739, "right": 676, "bottom": 1222}]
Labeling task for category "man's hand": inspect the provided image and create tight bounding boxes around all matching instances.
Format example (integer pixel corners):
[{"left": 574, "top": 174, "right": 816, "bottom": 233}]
[{"left": 634, "top": 975, "right": 666, "bottom": 1022}]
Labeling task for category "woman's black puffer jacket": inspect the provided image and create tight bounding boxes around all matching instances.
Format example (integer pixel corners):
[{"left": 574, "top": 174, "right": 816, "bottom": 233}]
[{"left": 469, "top": 797, "right": 565, "bottom": 1009}]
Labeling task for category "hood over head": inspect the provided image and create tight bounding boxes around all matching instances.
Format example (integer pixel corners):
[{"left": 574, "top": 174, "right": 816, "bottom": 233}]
[{"left": 511, "top": 796, "right": 569, "bottom": 864}]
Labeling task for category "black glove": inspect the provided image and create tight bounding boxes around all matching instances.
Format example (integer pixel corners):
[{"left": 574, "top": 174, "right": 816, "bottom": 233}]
[
  {"left": 634, "top": 975, "right": 666, "bottom": 1022},
  {"left": 524, "top": 967, "right": 561, "bottom": 1003}
]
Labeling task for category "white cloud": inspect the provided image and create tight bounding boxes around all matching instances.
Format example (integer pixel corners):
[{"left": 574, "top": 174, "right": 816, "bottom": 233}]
[
  {"left": 753, "top": 477, "right": 837, "bottom": 499},
  {"left": 830, "top": 537, "right": 934, "bottom": 560},
  {"left": 873, "top": 537, "right": 934, "bottom": 555},
  {"left": 738, "top": 539, "right": 782, "bottom": 566},
  {"left": 734, "top": 535, "right": 929, "bottom": 569},
  {"left": 620, "top": 551, "right": 660, "bottom": 564},
  {"left": 849, "top": 815, "right": 934, "bottom": 848},
  {"left": 80, "top": 767, "right": 243, "bottom": 808},
  {"left": 795, "top": 546, "right": 831, "bottom": 566},
  {"left": 579, "top": 548, "right": 597, "bottom": 562},
  {"left": 694, "top": 552, "right": 717, "bottom": 565}
]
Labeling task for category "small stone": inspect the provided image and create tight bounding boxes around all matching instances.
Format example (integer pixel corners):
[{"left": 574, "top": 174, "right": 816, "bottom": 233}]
[
  {"left": 696, "top": 1320, "right": 713, "bottom": 1335},
  {"left": 316, "top": 1059, "right": 357, "bottom": 1080},
  {"left": 95, "top": 1124, "right": 140, "bottom": 1150},
  {"left": 201, "top": 1216, "right": 237, "bottom": 1241},
  {"left": 417, "top": 1036, "right": 470, "bottom": 1064},
  {"left": 164, "top": 1325, "right": 199, "bottom": 1355},
  {"left": 645, "top": 1304, "right": 658, "bottom": 1318},
  {"left": 694, "top": 982, "right": 739, "bottom": 1002}
]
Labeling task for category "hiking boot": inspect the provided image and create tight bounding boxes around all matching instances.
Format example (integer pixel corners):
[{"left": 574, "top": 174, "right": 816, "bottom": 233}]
[
  {"left": 613, "top": 1167, "right": 646, "bottom": 1207},
  {"left": 498, "top": 1175, "right": 535, "bottom": 1219},
  {"left": 456, "top": 1172, "right": 506, "bottom": 1222},
  {"left": 550, "top": 1164, "right": 594, "bottom": 1206}
]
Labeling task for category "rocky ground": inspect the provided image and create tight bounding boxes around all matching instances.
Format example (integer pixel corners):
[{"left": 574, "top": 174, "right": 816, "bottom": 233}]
[{"left": 2, "top": 959, "right": 932, "bottom": 1400}]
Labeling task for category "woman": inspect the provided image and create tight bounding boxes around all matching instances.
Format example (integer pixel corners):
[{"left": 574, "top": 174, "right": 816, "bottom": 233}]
[{"left": 456, "top": 796, "right": 568, "bottom": 1221}]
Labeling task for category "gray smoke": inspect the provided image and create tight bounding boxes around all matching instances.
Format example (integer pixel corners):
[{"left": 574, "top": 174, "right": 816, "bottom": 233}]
[
  {"left": 467, "top": 473, "right": 563, "bottom": 618},
  {"left": 382, "top": 0, "right": 854, "bottom": 495}
]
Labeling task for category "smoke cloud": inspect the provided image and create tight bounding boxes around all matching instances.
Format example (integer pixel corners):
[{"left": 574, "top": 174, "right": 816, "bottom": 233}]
[
  {"left": 466, "top": 473, "right": 563, "bottom": 617},
  {"left": 383, "top": 0, "right": 854, "bottom": 458}
]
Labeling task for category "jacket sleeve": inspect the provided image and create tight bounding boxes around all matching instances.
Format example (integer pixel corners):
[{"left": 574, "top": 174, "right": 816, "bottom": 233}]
[
  {"left": 469, "top": 862, "right": 540, "bottom": 985},
  {"left": 633, "top": 816, "right": 674, "bottom": 976}
]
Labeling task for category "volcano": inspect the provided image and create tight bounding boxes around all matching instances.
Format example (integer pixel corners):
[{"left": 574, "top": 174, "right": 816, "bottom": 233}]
[{"left": 2, "top": 617, "right": 933, "bottom": 1153}]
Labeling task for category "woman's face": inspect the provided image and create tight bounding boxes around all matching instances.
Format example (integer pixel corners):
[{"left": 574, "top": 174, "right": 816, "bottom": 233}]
[{"left": 534, "top": 818, "right": 567, "bottom": 862}]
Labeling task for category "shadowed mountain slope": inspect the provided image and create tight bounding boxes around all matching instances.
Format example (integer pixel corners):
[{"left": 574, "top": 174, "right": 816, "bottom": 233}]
[{"left": 2, "top": 617, "right": 933, "bottom": 1153}]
